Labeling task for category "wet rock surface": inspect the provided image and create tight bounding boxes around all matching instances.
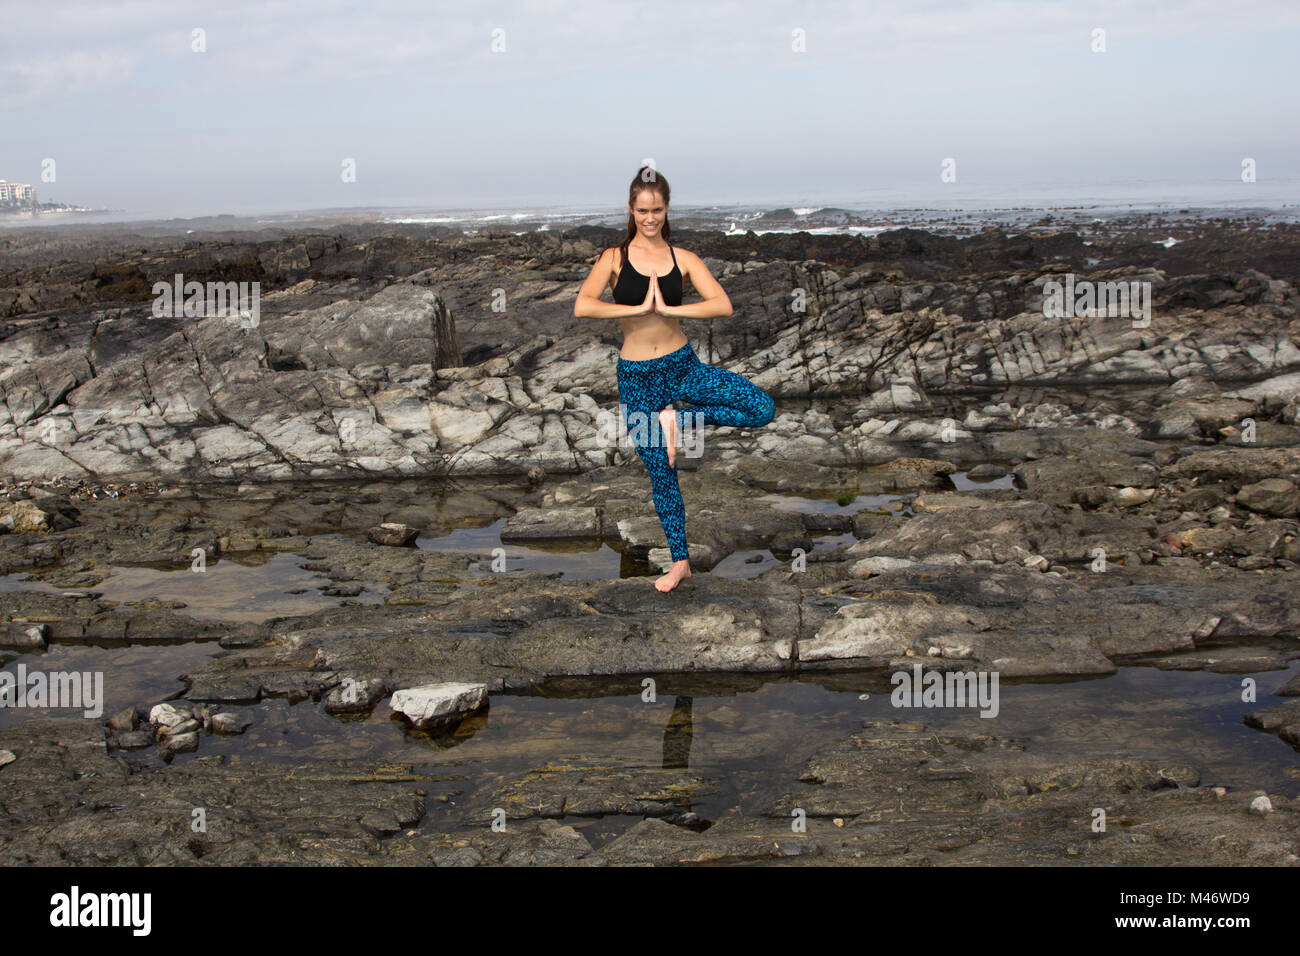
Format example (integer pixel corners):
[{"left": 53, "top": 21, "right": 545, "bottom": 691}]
[{"left": 1, "top": 218, "right": 1299, "bottom": 865}]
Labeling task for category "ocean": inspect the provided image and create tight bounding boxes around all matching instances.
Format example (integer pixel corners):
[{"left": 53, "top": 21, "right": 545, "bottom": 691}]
[{"left": 4, "top": 179, "right": 1298, "bottom": 235}]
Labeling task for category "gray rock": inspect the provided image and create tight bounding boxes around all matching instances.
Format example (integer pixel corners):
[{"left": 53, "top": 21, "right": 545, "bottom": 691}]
[
  {"left": 367, "top": 523, "right": 420, "bottom": 546},
  {"left": 1275, "top": 674, "right": 1300, "bottom": 696},
  {"left": 323, "top": 677, "right": 390, "bottom": 715},
  {"left": 110, "top": 730, "right": 155, "bottom": 750},
  {"left": 1172, "top": 447, "right": 1300, "bottom": 485},
  {"left": 390, "top": 682, "right": 489, "bottom": 729},
  {"left": 159, "top": 731, "right": 199, "bottom": 756},
  {"left": 2, "top": 622, "right": 48, "bottom": 650},
  {"left": 106, "top": 706, "right": 138, "bottom": 732},
  {"left": 501, "top": 507, "right": 599, "bottom": 540},
  {"left": 210, "top": 711, "right": 254, "bottom": 735},
  {"left": 1236, "top": 478, "right": 1300, "bottom": 518},
  {"left": 158, "top": 718, "right": 200, "bottom": 737}
]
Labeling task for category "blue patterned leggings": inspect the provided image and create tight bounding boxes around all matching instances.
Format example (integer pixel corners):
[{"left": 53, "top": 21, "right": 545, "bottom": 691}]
[{"left": 616, "top": 342, "right": 776, "bottom": 562}]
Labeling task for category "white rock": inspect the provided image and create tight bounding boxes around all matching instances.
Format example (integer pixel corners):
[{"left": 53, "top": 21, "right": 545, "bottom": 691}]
[
  {"left": 1112, "top": 486, "right": 1155, "bottom": 507},
  {"left": 390, "top": 682, "right": 489, "bottom": 728},
  {"left": 148, "top": 702, "right": 193, "bottom": 729},
  {"left": 1249, "top": 795, "right": 1273, "bottom": 814}
]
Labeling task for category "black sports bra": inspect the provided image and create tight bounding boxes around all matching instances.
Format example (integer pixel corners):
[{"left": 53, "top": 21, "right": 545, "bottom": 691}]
[{"left": 612, "top": 245, "right": 683, "bottom": 307}]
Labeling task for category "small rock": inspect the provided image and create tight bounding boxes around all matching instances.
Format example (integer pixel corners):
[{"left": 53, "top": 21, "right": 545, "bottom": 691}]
[
  {"left": 0, "top": 500, "right": 55, "bottom": 534},
  {"left": 210, "top": 711, "right": 253, "bottom": 735},
  {"left": 359, "top": 810, "right": 402, "bottom": 836},
  {"left": 324, "top": 677, "right": 389, "bottom": 714},
  {"left": 0, "top": 750, "right": 15, "bottom": 768},
  {"left": 1249, "top": 795, "right": 1273, "bottom": 815},
  {"left": 159, "top": 731, "right": 199, "bottom": 756},
  {"left": 1237, "top": 479, "right": 1300, "bottom": 518},
  {"left": 1275, "top": 674, "right": 1300, "bottom": 697},
  {"left": 1023, "top": 554, "right": 1050, "bottom": 572},
  {"left": 367, "top": 522, "right": 420, "bottom": 547},
  {"left": 1112, "top": 487, "right": 1155, "bottom": 508},
  {"left": 2, "top": 622, "right": 48, "bottom": 651},
  {"left": 158, "top": 718, "right": 201, "bottom": 737},
  {"left": 148, "top": 702, "right": 194, "bottom": 729},
  {"left": 390, "top": 682, "right": 489, "bottom": 729},
  {"left": 321, "top": 582, "right": 364, "bottom": 597},
  {"left": 106, "top": 706, "right": 138, "bottom": 732},
  {"left": 879, "top": 457, "right": 957, "bottom": 475},
  {"left": 1205, "top": 657, "right": 1287, "bottom": 673},
  {"left": 110, "top": 730, "right": 155, "bottom": 750}
]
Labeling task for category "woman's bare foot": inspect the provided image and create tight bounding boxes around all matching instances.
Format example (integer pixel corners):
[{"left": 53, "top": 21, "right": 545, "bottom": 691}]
[
  {"left": 658, "top": 407, "right": 678, "bottom": 469},
  {"left": 655, "top": 559, "right": 692, "bottom": 592}
]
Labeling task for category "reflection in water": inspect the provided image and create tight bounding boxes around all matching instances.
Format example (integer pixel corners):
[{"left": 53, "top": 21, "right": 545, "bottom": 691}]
[{"left": 662, "top": 695, "right": 693, "bottom": 770}]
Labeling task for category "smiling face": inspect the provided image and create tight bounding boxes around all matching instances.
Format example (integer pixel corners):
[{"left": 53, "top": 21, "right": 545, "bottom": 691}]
[{"left": 630, "top": 188, "right": 668, "bottom": 239}]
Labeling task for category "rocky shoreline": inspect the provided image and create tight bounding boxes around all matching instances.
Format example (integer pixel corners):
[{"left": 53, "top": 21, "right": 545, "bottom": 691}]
[{"left": 1, "top": 216, "right": 1298, "bottom": 865}]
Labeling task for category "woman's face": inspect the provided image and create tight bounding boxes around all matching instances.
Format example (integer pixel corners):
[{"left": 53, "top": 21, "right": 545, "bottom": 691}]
[{"left": 630, "top": 190, "right": 668, "bottom": 238}]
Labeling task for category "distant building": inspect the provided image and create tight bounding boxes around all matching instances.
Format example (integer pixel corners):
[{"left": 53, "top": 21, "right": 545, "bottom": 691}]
[{"left": 0, "top": 180, "right": 35, "bottom": 202}]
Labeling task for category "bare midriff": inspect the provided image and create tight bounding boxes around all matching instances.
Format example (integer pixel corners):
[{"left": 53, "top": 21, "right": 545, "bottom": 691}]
[{"left": 617, "top": 316, "right": 689, "bottom": 361}]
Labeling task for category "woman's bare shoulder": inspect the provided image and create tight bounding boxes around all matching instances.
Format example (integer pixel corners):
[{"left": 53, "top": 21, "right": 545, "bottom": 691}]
[{"left": 672, "top": 245, "right": 709, "bottom": 270}]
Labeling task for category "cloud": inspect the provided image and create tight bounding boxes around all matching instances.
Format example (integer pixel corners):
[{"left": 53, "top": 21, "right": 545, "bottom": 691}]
[{"left": 1, "top": 49, "right": 138, "bottom": 105}]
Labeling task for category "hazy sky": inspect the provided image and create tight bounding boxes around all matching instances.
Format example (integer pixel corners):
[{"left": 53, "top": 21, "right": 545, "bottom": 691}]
[{"left": 2, "top": 0, "right": 1297, "bottom": 217}]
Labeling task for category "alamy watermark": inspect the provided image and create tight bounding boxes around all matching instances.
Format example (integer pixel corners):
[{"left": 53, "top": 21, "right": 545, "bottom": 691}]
[
  {"left": 891, "top": 662, "right": 1000, "bottom": 718},
  {"left": 1042, "top": 273, "right": 1150, "bottom": 328},
  {"left": 595, "top": 404, "right": 705, "bottom": 457},
  {"left": 0, "top": 664, "right": 104, "bottom": 718},
  {"left": 152, "top": 273, "right": 260, "bottom": 328},
  {"left": 49, "top": 886, "right": 150, "bottom": 936}
]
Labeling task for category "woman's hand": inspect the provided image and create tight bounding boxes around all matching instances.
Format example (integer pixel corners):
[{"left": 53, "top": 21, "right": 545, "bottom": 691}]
[
  {"left": 650, "top": 272, "right": 674, "bottom": 317},
  {"left": 638, "top": 269, "right": 657, "bottom": 316}
]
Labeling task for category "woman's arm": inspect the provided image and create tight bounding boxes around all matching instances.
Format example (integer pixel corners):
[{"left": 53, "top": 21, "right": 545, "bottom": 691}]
[
  {"left": 656, "top": 248, "right": 733, "bottom": 319},
  {"left": 573, "top": 247, "right": 652, "bottom": 319}
]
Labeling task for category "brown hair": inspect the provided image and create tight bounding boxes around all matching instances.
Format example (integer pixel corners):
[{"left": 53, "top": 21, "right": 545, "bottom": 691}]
[{"left": 615, "top": 165, "right": 671, "bottom": 270}]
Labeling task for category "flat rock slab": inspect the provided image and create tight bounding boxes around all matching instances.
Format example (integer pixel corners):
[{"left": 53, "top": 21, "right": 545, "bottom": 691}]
[
  {"left": 0, "top": 718, "right": 439, "bottom": 865},
  {"left": 490, "top": 758, "right": 720, "bottom": 820},
  {"left": 390, "top": 681, "right": 489, "bottom": 729},
  {"left": 845, "top": 498, "right": 1161, "bottom": 566},
  {"left": 1172, "top": 447, "right": 1300, "bottom": 485},
  {"left": 501, "top": 507, "right": 599, "bottom": 540},
  {"left": 1245, "top": 699, "right": 1300, "bottom": 749},
  {"left": 589, "top": 716, "right": 1299, "bottom": 866},
  {"left": 2, "top": 691, "right": 1297, "bottom": 866}
]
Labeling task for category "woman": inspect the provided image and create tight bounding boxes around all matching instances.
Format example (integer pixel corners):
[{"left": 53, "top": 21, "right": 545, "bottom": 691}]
[{"left": 574, "top": 167, "right": 776, "bottom": 592}]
